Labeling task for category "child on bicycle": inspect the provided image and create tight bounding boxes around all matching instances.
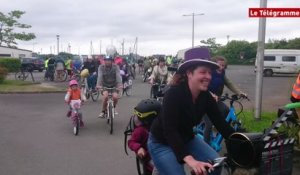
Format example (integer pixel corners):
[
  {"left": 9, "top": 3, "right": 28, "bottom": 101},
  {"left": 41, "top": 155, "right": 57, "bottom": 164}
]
[
  {"left": 65, "top": 80, "right": 86, "bottom": 127},
  {"left": 128, "top": 99, "right": 161, "bottom": 175}
]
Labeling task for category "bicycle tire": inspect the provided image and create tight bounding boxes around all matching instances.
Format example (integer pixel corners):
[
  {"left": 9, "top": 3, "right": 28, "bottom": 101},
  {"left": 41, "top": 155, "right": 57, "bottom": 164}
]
[
  {"left": 91, "top": 90, "right": 100, "bottom": 102},
  {"left": 109, "top": 104, "right": 114, "bottom": 134},
  {"left": 15, "top": 71, "right": 25, "bottom": 81},
  {"left": 150, "top": 86, "right": 154, "bottom": 98},
  {"left": 73, "top": 115, "right": 80, "bottom": 136},
  {"left": 136, "top": 157, "right": 143, "bottom": 175}
]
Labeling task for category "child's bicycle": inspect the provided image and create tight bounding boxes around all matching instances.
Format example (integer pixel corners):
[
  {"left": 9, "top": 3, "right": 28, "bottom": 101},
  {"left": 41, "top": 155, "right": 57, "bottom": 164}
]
[
  {"left": 194, "top": 94, "right": 248, "bottom": 152},
  {"left": 69, "top": 100, "right": 83, "bottom": 136}
]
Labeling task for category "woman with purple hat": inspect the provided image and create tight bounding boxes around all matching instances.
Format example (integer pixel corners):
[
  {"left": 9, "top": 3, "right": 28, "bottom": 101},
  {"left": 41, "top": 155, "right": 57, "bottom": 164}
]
[{"left": 148, "top": 48, "right": 235, "bottom": 175}]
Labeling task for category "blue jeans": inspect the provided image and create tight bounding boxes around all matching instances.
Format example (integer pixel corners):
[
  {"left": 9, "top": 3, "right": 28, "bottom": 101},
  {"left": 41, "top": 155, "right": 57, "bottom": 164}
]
[
  {"left": 87, "top": 74, "right": 97, "bottom": 90},
  {"left": 147, "top": 134, "right": 221, "bottom": 175}
]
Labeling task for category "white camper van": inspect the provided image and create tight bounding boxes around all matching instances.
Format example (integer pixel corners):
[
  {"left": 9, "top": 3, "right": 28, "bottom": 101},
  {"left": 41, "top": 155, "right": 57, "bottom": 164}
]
[{"left": 256, "top": 49, "right": 300, "bottom": 76}]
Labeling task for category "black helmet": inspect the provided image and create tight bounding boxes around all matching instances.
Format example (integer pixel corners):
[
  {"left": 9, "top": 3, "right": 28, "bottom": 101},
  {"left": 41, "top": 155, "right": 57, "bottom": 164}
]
[{"left": 134, "top": 99, "right": 161, "bottom": 124}]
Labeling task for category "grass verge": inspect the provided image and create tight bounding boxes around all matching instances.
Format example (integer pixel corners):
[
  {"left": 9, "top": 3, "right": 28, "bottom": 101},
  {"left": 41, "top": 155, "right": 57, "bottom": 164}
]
[
  {"left": 0, "top": 80, "right": 65, "bottom": 93},
  {"left": 238, "top": 110, "right": 278, "bottom": 132}
]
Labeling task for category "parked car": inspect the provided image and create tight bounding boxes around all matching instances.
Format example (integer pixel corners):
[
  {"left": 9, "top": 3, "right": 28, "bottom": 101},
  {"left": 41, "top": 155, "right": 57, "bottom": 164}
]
[
  {"left": 21, "top": 57, "right": 45, "bottom": 72},
  {"left": 255, "top": 49, "right": 300, "bottom": 76}
]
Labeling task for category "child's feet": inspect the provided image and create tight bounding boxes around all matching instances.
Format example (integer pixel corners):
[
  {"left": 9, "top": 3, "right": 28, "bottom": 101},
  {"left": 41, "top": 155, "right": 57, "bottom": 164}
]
[
  {"left": 80, "top": 120, "right": 84, "bottom": 127},
  {"left": 66, "top": 110, "right": 71, "bottom": 118}
]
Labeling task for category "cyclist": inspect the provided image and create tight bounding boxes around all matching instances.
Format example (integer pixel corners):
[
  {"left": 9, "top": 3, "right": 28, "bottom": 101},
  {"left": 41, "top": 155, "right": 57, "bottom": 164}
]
[
  {"left": 97, "top": 56, "right": 122, "bottom": 118},
  {"left": 82, "top": 56, "right": 98, "bottom": 91},
  {"left": 148, "top": 48, "right": 235, "bottom": 175},
  {"left": 203, "top": 56, "right": 247, "bottom": 144},
  {"left": 128, "top": 99, "right": 161, "bottom": 175},
  {"left": 149, "top": 57, "right": 172, "bottom": 98},
  {"left": 65, "top": 79, "right": 86, "bottom": 127}
]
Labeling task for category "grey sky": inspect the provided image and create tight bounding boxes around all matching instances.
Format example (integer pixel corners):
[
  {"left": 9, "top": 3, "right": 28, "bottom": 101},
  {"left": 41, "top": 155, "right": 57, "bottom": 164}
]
[{"left": 1, "top": 0, "right": 300, "bottom": 55}]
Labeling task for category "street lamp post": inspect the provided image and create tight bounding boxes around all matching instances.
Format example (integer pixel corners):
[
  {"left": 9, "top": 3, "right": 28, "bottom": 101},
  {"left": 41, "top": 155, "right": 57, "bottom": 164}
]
[
  {"left": 183, "top": 13, "right": 204, "bottom": 48},
  {"left": 56, "top": 35, "right": 60, "bottom": 54}
]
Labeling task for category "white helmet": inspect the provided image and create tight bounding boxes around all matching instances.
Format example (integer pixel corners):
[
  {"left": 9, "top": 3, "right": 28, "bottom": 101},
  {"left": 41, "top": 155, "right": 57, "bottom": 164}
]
[{"left": 106, "top": 45, "right": 117, "bottom": 57}]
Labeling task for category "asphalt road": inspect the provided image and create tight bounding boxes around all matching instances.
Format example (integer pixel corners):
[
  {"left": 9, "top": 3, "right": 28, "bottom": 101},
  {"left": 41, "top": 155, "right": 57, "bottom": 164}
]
[{"left": 1, "top": 65, "right": 299, "bottom": 175}]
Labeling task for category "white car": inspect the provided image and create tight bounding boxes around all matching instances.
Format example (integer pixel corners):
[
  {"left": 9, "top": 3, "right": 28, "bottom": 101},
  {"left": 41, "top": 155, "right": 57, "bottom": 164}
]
[{"left": 255, "top": 49, "right": 300, "bottom": 76}]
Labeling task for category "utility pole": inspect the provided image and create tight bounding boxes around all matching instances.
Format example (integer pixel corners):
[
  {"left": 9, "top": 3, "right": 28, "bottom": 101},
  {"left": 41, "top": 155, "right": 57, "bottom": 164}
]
[
  {"left": 56, "top": 35, "right": 60, "bottom": 54},
  {"left": 121, "top": 39, "right": 125, "bottom": 55},
  {"left": 183, "top": 13, "right": 204, "bottom": 48},
  {"left": 100, "top": 40, "right": 102, "bottom": 54},
  {"left": 255, "top": 0, "right": 268, "bottom": 120},
  {"left": 226, "top": 35, "right": 230, "bottom": 44}
]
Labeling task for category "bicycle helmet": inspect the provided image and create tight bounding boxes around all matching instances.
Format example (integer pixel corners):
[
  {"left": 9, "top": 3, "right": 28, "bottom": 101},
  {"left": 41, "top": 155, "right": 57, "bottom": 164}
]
[
  {"left": 69, "top": 79, "right": 78, "bottom": 87},
  {"left": 134, "top": 99, "right": 161, "bottom": 124},
  {"left": 80, "top": 69, "right": 89, "bottom": 78},
  {"left": 104, "top": 55, "right": 114, "bottom": 61},
  {"left": 106, "top": 45, "right": 117, "bottom": 57}
]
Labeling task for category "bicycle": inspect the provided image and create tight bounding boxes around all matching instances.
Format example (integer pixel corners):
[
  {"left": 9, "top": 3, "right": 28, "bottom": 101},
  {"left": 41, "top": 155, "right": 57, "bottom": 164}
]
[
  {"left": 122, "top": 76, "right": 133, "bottom": 96},
  {"left": 150, "top": 82, "right": 166, "bottom": 102},
  {"left": 55, "top": 69, "right": 68, "bottom": 82},
  {"left": 81, "top": 78, "right": 99, "bottom": 102},
  {"left": 194, "top": 94, "right": 248, "bottom": 152},
  {"left": 143, "top": 67, "right": 152, "bottom": 82},
  {"left": 15, "top": 66, "right": 33, "bottom": 81},
  {"left": 102, "top": 87, "right": 117, "bottom": 134},
  {"left": 69, "top": 100, "right": 83, "bottom": 136}
]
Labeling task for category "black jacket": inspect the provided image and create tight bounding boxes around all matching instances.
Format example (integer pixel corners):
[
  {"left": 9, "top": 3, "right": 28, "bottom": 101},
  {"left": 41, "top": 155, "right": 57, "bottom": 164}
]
[{"left": 150, "top": 82, "right": 234, "bottom": 163}]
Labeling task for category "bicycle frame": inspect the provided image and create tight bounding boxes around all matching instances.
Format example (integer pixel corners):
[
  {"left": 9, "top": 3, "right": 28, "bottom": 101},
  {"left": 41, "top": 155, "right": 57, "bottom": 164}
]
[
  {"left": 103, "top": 87, "right": 116, "bottom": 134},
  {"left": 194, "top": 94, "right": 244, "bottom": 152}
]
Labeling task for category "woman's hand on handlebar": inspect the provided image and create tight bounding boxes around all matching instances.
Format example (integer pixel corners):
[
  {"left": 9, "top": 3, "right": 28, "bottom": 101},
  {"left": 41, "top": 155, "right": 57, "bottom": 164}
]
[{"left": 184, "top": 156, "right": 213, "bottom": 175}]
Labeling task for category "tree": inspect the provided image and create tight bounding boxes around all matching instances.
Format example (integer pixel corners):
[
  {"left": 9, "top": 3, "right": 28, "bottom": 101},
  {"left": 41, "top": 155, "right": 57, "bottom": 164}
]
[
  {"left": 200, "top": 37, "right": 222, "bottom": 55},
  {"left": 0, "top": 10, "right": 36, "bottom": 47},
  {"left": 216, "top": 40, "right": 256, "bottom": 63}
]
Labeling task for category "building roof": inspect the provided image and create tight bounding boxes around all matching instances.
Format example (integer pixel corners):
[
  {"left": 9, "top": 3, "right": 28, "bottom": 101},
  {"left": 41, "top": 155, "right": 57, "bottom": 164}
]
[{"left": 0, "top": 45, "right": 32, "bottom": 52}]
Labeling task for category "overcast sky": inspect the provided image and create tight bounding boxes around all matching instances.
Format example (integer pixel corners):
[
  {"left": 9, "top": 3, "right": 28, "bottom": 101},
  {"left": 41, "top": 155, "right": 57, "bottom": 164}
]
[{"left": 1, "top": 0, "right": 299, "bottom": 55}]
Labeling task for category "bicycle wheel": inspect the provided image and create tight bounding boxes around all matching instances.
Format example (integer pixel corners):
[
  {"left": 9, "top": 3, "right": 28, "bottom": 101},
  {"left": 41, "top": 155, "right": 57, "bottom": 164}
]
[
  {"left": 150, "top": 86, "right": 154, "bottom": 98},
  {"left": 73, "top": 115, "right": 80, "bottom": 136},
  {"left": 91, "top": 90, "right": 100, "bottom": 102},
  {"left": 136, "top": 157, "right": 144, "bottom": 175},
  {"left": 108, "top": 103, "right": 114, "bottom": 134},
  {"left": 15, "top": 71, "right": 25, "bottom": 81}
]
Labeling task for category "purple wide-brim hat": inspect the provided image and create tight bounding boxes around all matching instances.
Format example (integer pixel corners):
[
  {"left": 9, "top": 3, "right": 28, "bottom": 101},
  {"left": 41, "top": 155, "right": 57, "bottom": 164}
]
[{"left": 177, "top": 47, "right": 219, "bottom": 74}]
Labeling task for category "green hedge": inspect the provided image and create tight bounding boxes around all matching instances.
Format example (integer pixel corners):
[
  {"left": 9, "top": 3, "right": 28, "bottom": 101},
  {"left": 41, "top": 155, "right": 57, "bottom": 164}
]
[
  {"left": 0, "top": 58, "right": 21, "bottom": 72},
  {"left": 0, "top": 66, "right": 8, "bottom": 84}
]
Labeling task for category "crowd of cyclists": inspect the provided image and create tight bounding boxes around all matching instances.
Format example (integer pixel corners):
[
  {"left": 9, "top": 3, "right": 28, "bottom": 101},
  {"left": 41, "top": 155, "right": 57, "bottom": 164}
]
[
  {"left": 59, "top": 45, "right": 299, "bottom": 175},
  {"left": 60, "top": 45, "right": 251, "bottom": 175}
]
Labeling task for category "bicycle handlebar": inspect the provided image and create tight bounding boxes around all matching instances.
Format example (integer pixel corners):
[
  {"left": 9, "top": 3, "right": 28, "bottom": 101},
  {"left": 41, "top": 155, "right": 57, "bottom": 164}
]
[{"left": 220, "top": 93, "right": 249, "bottom": 102}]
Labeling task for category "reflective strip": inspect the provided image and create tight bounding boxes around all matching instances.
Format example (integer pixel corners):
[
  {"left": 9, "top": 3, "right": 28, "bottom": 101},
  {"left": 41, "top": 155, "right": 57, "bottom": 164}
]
[
  {"left": 134, "top": 110, "right": 157, "bottom": 119},
  {"left": 292, "top": 89, "right": 300, "bottom": 99},
  {"left": 294, "top": 83, "right": 300, "bottom": 89}
]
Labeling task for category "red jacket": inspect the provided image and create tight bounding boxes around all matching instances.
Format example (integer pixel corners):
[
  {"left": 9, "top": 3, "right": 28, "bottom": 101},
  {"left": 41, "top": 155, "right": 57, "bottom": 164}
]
[{"left": 128, "top": 125, "right": 149, "bottom": 155}]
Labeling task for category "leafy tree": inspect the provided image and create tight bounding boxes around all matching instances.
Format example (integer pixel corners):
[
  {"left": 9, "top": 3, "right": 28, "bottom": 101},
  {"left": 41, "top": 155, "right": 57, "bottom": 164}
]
[
  {"left": 0, "top": 10, "right": 35, "bottom": 47},
  {"left": 216, "top": 40, "right": 256, "bottom": 63},
  {"left": 286, "top": 38, "right": 300, "bottom": 49},
  {"left": 200, "top": 37, "right": 221, "bottom": 55}
]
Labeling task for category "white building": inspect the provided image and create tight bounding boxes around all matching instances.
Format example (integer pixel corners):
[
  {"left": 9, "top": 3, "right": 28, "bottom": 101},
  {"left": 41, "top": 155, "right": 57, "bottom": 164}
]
[{"left": 0, "top": 46, "right": 32, "bottom": 58}]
